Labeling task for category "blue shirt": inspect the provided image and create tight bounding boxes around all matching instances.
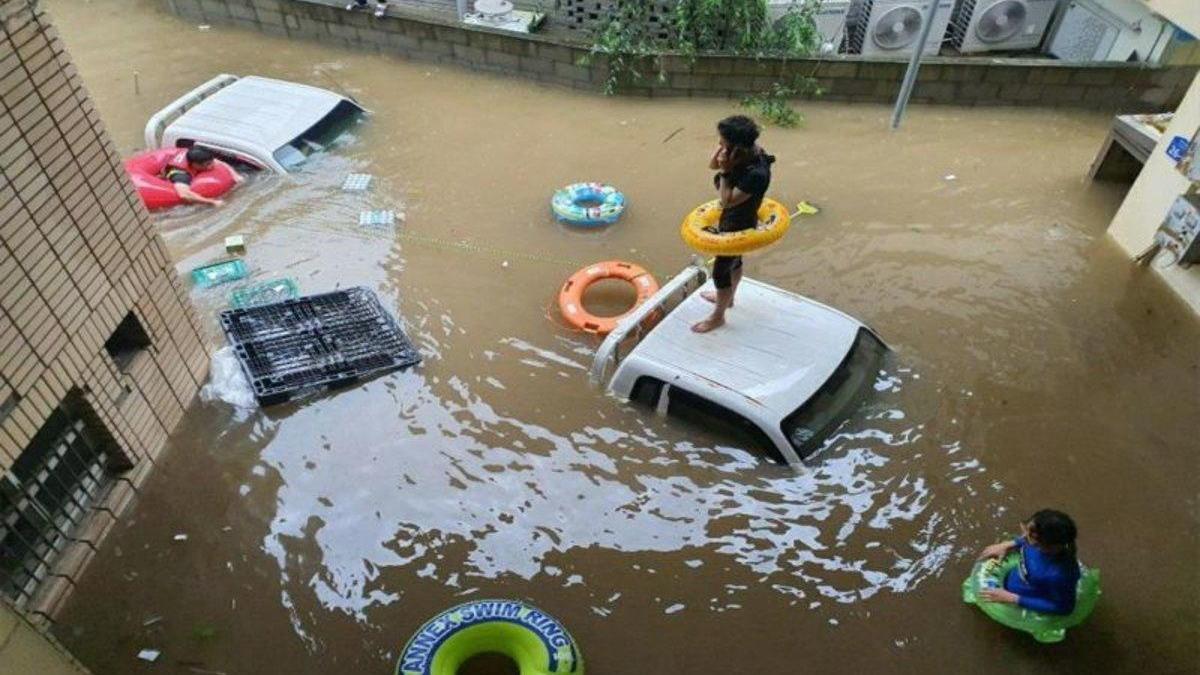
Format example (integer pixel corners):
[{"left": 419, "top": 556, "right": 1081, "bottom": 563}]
[{"left": 1004, "top": 536, "right": 1081, "bottom": 615}]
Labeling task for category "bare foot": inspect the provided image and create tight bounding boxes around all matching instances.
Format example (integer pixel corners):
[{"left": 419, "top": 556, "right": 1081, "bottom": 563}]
[
  {"left": 692, "top": 316, "right": 725, "bottom": 333},
  {"left": 700, "top": 291, "right": 732, "bottom": 307}
]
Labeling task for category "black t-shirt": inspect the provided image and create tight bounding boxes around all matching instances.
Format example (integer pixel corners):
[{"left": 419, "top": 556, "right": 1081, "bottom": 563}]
[{"left": 715, "top": 150, "right": 774, "bottom": 233}]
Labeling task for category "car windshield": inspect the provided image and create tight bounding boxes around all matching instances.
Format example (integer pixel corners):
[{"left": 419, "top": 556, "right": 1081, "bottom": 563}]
[
  {"left": 781, "top": 328, "right": 887, "bottom": 460},
  {"left": 272, "top": 100, "right": 363, "bottom": 171}
]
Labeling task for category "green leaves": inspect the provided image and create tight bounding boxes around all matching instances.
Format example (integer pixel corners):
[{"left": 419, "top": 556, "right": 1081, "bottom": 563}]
[
  {"left": 741, "top": 77, "right": 823, "bottom": 127},
  {"left": 591, "top": 0, "right": 820, "bottom": 95}
]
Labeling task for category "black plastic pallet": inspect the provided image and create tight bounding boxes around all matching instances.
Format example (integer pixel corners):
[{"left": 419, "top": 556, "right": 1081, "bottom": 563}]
[{"left": 219, "top": 287, "right": 420, "bottom": 405}]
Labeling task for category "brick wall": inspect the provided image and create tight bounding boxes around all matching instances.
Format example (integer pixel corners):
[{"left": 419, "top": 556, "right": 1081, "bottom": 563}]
[
  {"left": 1, "top": 0, "right": 209, "bottom": 623},
  {"left": 162, "top": 0, "right": 1198, "bottom": 111}
]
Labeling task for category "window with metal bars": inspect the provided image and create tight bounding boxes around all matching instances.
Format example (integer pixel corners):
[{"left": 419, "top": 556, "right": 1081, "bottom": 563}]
[{"left": 0, "top": 402, "right": 115, "bottom": 607}]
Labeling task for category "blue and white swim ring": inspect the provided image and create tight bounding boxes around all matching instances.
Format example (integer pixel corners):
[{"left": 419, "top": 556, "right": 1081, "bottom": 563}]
[{"left": 551, "top": 182, "right": 626, "bottom": 227}]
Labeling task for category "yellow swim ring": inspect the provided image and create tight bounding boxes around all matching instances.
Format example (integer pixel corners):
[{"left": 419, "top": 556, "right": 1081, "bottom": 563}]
[{"left": 680, "top": 198, "right": 791, "bottom": 256}]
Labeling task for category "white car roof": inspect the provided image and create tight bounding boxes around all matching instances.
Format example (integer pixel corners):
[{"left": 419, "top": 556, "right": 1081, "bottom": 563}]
[
  {"left": 626, "top": 278, "right": 863, "bottom": 418},
  {"left": 164, "top": 76, "right": 348, "bottom": 156}
]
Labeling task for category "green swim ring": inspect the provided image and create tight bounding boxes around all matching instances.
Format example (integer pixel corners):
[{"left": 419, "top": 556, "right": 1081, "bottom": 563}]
[
  {"left": 961, "top": 553, "right": 1100, "bottom": 643},
  {"left": 397, "top": 599, "right": 583, "bottom": 675}
]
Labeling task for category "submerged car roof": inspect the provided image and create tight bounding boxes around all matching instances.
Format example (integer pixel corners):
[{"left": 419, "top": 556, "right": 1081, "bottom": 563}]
[
  {"left": 629, "top": 279, "right": 863, "bottom": 418},
  {"left": 164, "top": 76, "right": 349, "bottom": 153}
]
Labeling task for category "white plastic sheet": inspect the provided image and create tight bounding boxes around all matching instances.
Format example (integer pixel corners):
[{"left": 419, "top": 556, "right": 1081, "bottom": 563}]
[{"left": 200, "top": 347, "right": 256, "bottom": 410}]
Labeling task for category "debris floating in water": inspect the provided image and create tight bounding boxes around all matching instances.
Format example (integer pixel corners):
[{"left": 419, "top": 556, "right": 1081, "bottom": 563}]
[
  {"left": 224, "top": 235, "right": 246, "bottom": 254},
  {"left": 137, "top": 649, "right": 161, "bottom": 662},
  {"left": 359, "top": 210, "right": 395, "bottom": 227},
  {"left": 342, "top": 173, "right": 373, "bottom": 192},
  {"left": 191, "top": 259, "right": 248, "bottom": 288},
  {"left": 200, "top": 347, "right": 257, "bottom": 410},
  {"left": 229, "top": 278, "right": 299, "bottom": 309},
  {"left": 795, "top": 201, "right": 820, "bottom": 216}
]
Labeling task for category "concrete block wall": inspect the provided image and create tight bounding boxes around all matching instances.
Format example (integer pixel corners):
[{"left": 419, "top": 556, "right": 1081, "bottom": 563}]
[
  {"left": 162, "top": 0, "right": 1197, "bottom": 111},
  {"left": 0, "top": 601, "right": 89, "bottom": 674},
  {"left": 557, "top": 0, "right": 678, "bottom": 38},
  {"left": 1, "top": 0, "right": 210, "bottom": 622}
]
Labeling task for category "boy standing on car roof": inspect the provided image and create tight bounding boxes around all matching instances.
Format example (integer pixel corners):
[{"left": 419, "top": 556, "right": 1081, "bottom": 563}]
[{"left": 693, "top": 115, "right": 776, "bottom": 334}]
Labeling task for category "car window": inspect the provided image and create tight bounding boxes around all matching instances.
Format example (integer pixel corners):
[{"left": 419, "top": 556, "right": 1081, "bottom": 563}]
[
  {"left": 272, "top": 99, "right": 363, "bottom": 171},
  {"left": 629, "top": 376, "right": 665, "bottom": 408},
  {"left": 781, "top": 328, "right": 887, "bottom": 460},
  {"left": 665, "top": 386, "right": 787, "bottom": 464}
]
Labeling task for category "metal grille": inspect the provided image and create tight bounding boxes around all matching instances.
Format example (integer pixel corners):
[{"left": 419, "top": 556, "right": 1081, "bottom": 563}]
[
  {"left": 947, "top": 0, "right": 978, "bottom": 50},
  {"left": 0, "top": 411, "right": 113, "bottom": 607},
  {"left": 845, "top": 0, "right": 873, "bottom": 53}
]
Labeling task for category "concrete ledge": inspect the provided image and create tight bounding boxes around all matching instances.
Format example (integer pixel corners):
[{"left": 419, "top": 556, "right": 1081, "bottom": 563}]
[{"left": 161, "top": 0, "right": 1198, "bottom": 111}]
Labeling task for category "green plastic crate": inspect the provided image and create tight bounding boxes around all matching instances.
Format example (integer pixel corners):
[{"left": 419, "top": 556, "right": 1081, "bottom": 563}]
[
  {"left": 229, "top": 279, "right": 300, "bottom": 309},
  {"left": 191, "top": 259, "right": 248, "bottom": 288}
]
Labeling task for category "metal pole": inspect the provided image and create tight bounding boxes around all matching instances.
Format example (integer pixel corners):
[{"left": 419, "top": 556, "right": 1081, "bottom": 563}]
[
  {"left": 890, "top": 0, "right": 940, "bottom": 129},
  {"left": 457, "top": 0, "right": 469, "bottom": 20}
]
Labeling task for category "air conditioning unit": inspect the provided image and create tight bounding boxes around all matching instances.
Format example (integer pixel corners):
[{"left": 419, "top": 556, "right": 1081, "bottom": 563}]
[
  {"left": 1045, "top": 0, "right": 1173, "bottom": 63},
  {"left": 847, "top": 0, "right": 956, "bottom": 56},
  {"left": 769, "top": 0, "right": 854, "bottom": 54},
  {"left": 948, "top": 0, "right": 1060, "bottom": 53}
]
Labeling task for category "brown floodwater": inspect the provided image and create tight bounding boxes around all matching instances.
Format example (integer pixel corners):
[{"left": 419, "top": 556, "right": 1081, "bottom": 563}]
[{"left": 43, "top": 1, "right": 1199, "bottom": 673}]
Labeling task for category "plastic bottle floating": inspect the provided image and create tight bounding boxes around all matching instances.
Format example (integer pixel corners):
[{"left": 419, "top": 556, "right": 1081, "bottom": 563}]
[
  {"left": 962, "top": 554, "right": 1101, "bottom": 643},
  {"left": 359, "top": 210, "right": 396, "bottom": 227},
  {"left": 551, "top": 182, "right": 626, "bottom": 227},
  {"left": 397, "top": 599, "right": 584, "bottom": 675},
  {"left": 342, "top": 173, "right": 373, "bottom": 192}
]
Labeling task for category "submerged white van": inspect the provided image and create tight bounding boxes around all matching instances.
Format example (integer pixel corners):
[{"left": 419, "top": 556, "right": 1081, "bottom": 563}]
[
  {"left": 143, "top": 74, "right": 365, "bottom": 173},
  {"left": 591, "top": 264, "right": 887, "bottom": 467}
]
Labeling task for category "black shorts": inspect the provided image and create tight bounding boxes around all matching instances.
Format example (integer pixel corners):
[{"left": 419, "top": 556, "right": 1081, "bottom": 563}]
[{"left": 712, "top": 255, "right": 742, "bottom": 290}]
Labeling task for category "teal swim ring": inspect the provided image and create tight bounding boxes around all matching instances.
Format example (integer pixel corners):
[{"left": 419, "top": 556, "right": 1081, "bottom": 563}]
[
  {"left": 551, "top": 182, "right": 625, "bottom": 227},
  {"left": 962, "top": 553, "right": 1100, "bottom": 643}
]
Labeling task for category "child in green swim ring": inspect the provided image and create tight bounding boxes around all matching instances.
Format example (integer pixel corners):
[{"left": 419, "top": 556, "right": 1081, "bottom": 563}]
[{"left": 964, "top": 509, "right": 1100, "bottom": 642}]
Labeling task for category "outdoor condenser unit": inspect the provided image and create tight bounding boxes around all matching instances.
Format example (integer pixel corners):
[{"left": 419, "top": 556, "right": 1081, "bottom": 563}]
[
  {"left": 947, "top": 0, "right": 1060, "bottom": 53},
  {"left": 847, "top": 0, "right": 956, "bottom": 56},
  {"left": 1044, "top": 0, "right": 1173, "bottom": 63},
  {"left": 768, "top": 0, "right": 855, "bottom": 54}
]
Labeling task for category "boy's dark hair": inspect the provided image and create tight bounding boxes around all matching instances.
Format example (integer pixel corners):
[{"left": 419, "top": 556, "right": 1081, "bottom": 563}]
[
  {"left": 1028, "top": 509, "right": 1077, "bottom": 561},
  {"left": 186, "top": 146, "right": 215, "bottom": 165},
  {"left": 718, "top": 115, "right": 760, "bottom": 148}
]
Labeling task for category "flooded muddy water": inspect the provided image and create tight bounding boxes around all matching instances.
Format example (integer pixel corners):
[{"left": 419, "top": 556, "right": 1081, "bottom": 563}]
[{"left": 45, "top": 1, "right": 1199, "bottom": 673}]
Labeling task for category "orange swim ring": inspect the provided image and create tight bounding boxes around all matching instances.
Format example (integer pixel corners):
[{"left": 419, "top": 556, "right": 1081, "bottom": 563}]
[{"left": 558, "top": 261, "right": 660, "bottom": 336}]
